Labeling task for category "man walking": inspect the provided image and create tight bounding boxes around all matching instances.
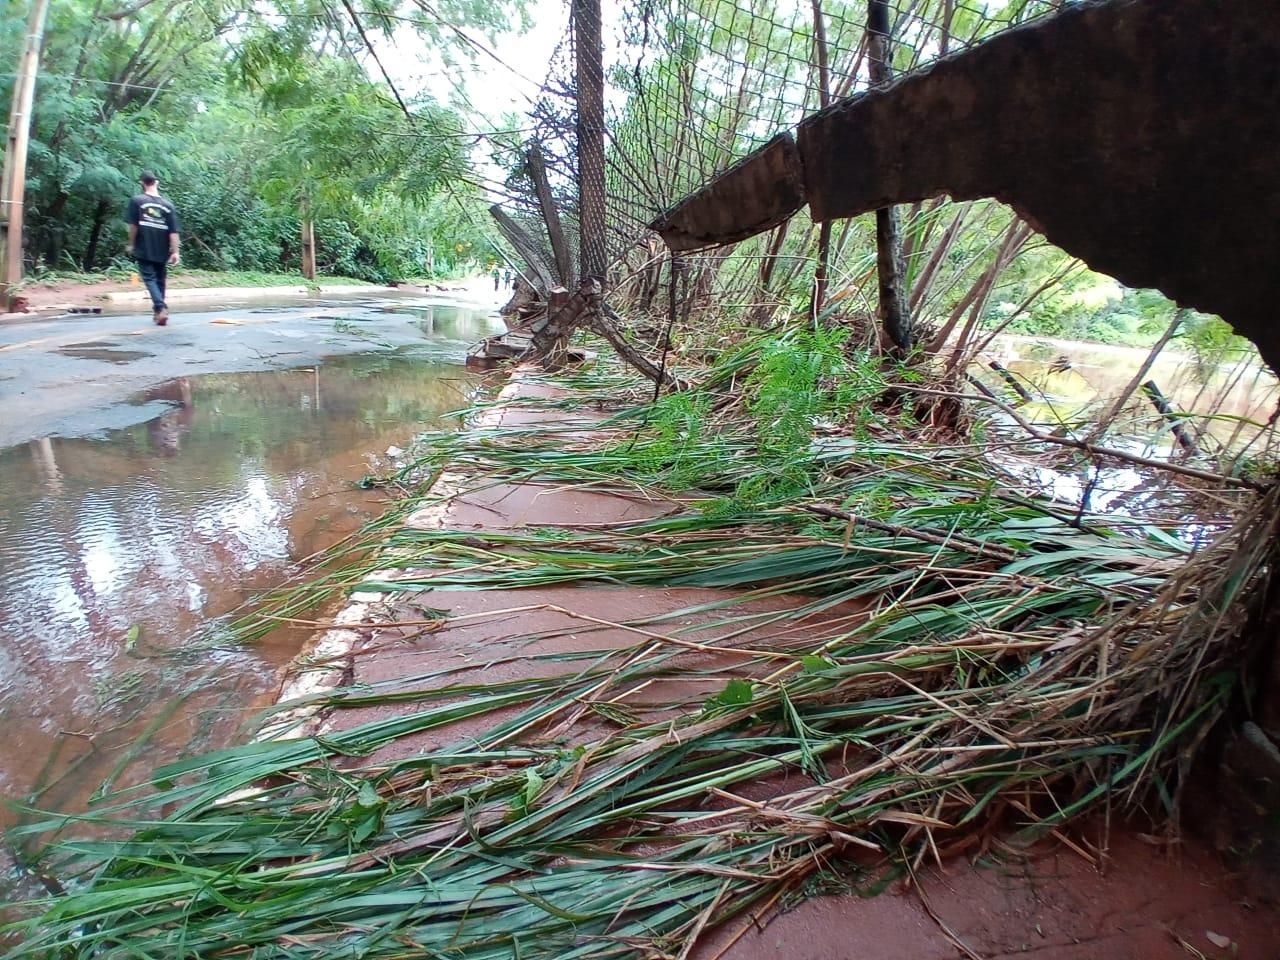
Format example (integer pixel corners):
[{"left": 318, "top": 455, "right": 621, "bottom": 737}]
[{"left": 125, "top": 171, "right": 181, "bottom": 326}]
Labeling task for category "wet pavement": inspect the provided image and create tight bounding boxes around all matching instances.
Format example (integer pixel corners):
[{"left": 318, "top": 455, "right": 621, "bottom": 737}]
[
  {"left": 0, "top": 294, "right": 504, "bottom": 896},
  {"left": 0, "top": 292, "right": 503, "bottom": 447}
]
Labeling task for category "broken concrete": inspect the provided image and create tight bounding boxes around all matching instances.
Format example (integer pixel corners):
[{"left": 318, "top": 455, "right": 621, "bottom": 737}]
[
  {"left": 653, "top": 0, "right": 1280, "bottom": 372},
  {"left": 649, "top": 134, "right": 807, "bottom": 252}
]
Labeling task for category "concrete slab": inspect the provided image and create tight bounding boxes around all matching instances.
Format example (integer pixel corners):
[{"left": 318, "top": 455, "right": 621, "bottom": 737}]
[
  {"left": 406, "top": 480, "right": 687, "bottom": 530},
  {"left": 316, "top": 583, "right": 860, "bottom": 763}
]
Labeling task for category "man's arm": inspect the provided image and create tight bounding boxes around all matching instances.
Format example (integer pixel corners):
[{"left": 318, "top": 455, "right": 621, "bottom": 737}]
[
  {"left": 168, "top": 205, "right": 181, "bottom": 265},
  {"left": 125, "top": 197, "right": 138, "bottom": 253}
]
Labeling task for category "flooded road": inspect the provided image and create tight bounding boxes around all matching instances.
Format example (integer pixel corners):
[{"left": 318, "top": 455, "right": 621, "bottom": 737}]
[
  {"left": 0, "top": 292, "right": 503, "bottom": 447},
  {"left": 0, "top": 297, "right": 503, "bottom": 893}
]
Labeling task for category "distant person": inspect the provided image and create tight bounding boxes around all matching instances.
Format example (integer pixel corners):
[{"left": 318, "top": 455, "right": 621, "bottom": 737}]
[
  {"left": 491, "top": 266, "right": 500, "bottom": 291},
  {"left": 504, "top": 268, "right": 513, "bottom": 289},
  {"left": 125, "top": 170, "right": 181, "bottom": 326}
]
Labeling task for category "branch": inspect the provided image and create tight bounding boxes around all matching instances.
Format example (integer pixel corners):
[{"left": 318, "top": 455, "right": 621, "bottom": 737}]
[
  {"left": 1085, "top": 308, "right": 1188, "bottom": 446},
  {"left": 334, "top": 0, "right": 414, "bottom": 121},
  {"left": 101, "top": 0, "right": 164, "bottom": 19},
  {"left": 592, "top": 303, "right": 684, "bottom": 390}
]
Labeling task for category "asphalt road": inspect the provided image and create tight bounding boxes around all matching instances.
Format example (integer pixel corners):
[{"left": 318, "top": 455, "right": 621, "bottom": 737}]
[{"left": 0, "top": 292, "right": 504, "bottom": 449}]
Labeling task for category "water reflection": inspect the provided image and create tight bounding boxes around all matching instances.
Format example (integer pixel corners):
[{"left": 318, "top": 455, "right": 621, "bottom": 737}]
[
  {"left": 985, "top": 335, "right": 1280, "bottom": 452},
  {"left": 0, "top": 347, "right": 486, "bottom": 870},
  {"left": 975, "top": 336, "right": 1276, "bottom": 537}
]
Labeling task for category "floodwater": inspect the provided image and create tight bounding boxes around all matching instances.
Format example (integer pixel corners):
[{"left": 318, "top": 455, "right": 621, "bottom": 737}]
[
  {"left": 0, "top": 302, "right": 500, "bottom": 897},
  {"left": 988, "top": 335, "right": 1280, "bottom": 450},
  {"left": 977, "top": 336, "right": 1279, "bottom": 528}
]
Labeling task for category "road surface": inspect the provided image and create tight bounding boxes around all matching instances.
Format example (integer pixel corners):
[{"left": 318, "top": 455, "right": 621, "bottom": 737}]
[{"left": 0, "top": 291, "right": 505, "bottom": 448}]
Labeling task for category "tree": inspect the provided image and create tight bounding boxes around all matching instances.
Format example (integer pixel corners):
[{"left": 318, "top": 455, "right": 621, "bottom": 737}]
[{"left": 0, "top": 0, "right": 526, "bottom": 281}]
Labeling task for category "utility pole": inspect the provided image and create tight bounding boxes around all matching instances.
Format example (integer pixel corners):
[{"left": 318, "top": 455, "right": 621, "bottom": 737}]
[{"left": 0, "top": 0, "right": 51, "bottom": 311}]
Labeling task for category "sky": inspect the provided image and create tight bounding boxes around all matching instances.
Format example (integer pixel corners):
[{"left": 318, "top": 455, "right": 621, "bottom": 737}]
[{"left": 374, "top": 1, "right": 570, "bottom": 131}]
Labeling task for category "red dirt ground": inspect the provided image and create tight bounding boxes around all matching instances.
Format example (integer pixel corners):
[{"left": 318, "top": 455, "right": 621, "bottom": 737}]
[{"left": 698, "top": 829, "right": 1278, "bottom": 960}]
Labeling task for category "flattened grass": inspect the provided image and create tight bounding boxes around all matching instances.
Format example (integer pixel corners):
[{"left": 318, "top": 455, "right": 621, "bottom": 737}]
[{"left": 5, "top": 344, "right": 1273, "bottom": 959}]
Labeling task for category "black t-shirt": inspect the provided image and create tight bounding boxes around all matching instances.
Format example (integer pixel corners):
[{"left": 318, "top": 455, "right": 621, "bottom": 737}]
[{"left": 125, "top": 193, "right": 180, "bottom": 263}]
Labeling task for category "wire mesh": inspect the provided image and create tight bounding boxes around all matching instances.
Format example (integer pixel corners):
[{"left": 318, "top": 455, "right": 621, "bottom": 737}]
[{"left": 502, "top": 0, "right": 1065, "bottom": 289}]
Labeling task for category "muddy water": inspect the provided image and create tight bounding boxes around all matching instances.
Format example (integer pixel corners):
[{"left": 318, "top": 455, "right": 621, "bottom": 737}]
[
  {"left": 970, "top": 337, "right": 1280, "bottom": 525},
  {"left": 989, "top": 335, "right": 1280, "bottom": 449},
  {"left": 0, "top": 317, "right": 497, "bottom": 891}
]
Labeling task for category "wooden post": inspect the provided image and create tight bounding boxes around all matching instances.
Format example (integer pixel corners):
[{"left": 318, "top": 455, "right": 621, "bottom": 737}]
[
  {"left": 574, "top": 0, "right": 606, "bottom": 284},
  {"left": 988, "top": 360, "right": 1033, "bottom": 404},
  {"left": 526, "top": 142, "right": 573, "bottom": 287},
  {"left": 1087, "top": 308, "right": 1187, "bottom": 445},
  {"left": 489, "top": 204, "right": 556, "bottom": 292},
  {"left": 867, "top": 0, "right": 912, "bottom": 354},
  {"left": 0, "top": 0, "right": 51, "bottom": 311},
  {"left": 300, "top": 196, "right": 316, "bottom": 280}
]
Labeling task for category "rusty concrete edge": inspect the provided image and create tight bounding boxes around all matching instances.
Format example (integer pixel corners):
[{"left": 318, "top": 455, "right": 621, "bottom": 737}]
[{"left": 255, "top": 366, "right": 539, "bottom": 743}]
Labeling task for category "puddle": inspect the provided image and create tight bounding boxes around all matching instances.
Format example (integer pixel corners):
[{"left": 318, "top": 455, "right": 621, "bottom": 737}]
[
  {"left": 55, "top": 346, "right": 152, "bottom": 364},
  {"left": 0, "top": 345, "right": 492, "bottom": 892}
]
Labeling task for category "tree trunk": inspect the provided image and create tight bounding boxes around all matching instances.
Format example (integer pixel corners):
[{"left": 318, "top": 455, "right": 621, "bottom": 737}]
[
  {"left": 0, "top": 0, "right": 51, "bottom": 308},
  {"left": 809, "top": 0, "right": 833, "bottom": 320},
  {"left": 42, "top": 190, "right": 69, "bottom": 268},
  {"left": 638, "top": 239, "right": 663, "bottom": 312},
  {"left": 526, "top": 142, "right": 573, "bottom": 287},
  {"left": 82, "top": 197, "right": 110, "bottom": 270},
  {"left": 300, "top": 197, "right": 316, "bottom": 280},
  {"left": 867, "top": 0, "right": 911, "bottom": 355}
]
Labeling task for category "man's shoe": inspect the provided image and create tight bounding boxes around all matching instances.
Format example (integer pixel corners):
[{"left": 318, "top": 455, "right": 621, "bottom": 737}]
[{"left": 154, "top": 308, "right": 168, "bottom": 326}]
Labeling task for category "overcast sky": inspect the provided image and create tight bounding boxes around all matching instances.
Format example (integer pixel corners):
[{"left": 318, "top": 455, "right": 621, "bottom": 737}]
[{"left": 374, "top": 2, "right": 570, "bottom": 129}]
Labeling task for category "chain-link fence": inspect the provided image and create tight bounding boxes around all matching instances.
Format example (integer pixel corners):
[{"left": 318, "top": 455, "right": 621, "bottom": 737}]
[{"left": 499, "top": 0, "right": 1063, "bottom": 300}]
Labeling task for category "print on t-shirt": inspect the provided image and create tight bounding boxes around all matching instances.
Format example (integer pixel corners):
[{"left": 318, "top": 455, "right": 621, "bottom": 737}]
[{"left": 126, "top": 194, "right": 180, "bottom": 263}]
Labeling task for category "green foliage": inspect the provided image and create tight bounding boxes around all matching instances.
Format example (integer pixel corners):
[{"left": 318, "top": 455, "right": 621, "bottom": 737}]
[
  {"left": 739, "top": 327, "right": 884, "bottom": 502},
  {"left": 1181, "top": 313, "right": 1253, "bottom": 373},
  {"left": 629, "top": 391, "right": 715, "bottom": 489},
  {"left": 618, "top": 328, "right": 888, "bottom": 512},
  {"left": 5, "top": 0, "right": 521, "bottom": 283}
]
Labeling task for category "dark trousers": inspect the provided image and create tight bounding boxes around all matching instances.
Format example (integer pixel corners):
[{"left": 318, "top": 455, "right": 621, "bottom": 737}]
[{"left": 137, "top": 259, "right": 168, "bottom": 311}]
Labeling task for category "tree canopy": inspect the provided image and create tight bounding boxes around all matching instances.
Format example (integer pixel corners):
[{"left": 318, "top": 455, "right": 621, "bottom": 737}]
[{"left": 0, "top": 0, "right": 525, "bottom": 281}]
